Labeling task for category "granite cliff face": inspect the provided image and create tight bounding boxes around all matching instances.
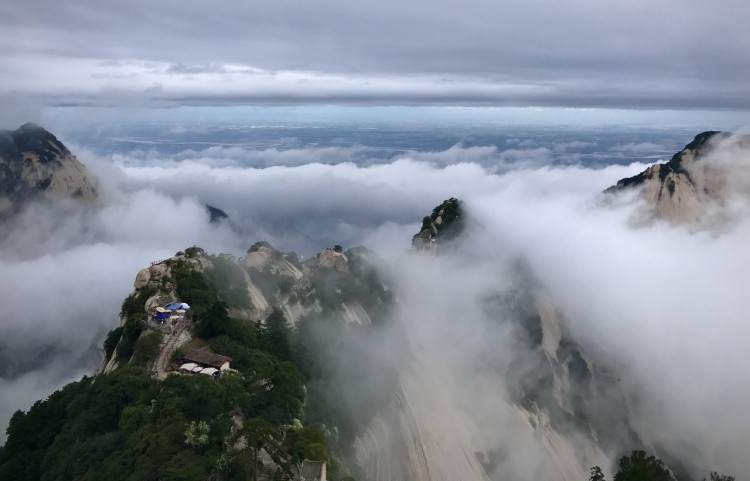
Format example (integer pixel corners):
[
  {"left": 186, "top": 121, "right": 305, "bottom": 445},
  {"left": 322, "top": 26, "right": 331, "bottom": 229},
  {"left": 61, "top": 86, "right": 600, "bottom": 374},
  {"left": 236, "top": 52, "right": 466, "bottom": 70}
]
[
  {"left": 354, "top": 201, "right": 639, "bottom": 481},
  {"left": 0, "top": 123, "right": 97, "bottom": 219},
  {"left": 606, "top": 131, "right": 750, "bottom": 224}
]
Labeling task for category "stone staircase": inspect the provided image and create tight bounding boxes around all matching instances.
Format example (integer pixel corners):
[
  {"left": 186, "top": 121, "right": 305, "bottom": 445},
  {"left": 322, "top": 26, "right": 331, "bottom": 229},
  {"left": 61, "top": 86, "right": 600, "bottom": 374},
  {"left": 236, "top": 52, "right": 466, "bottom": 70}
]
[{"left": 151, "top": 319, "right": 190, "bottom": 379}]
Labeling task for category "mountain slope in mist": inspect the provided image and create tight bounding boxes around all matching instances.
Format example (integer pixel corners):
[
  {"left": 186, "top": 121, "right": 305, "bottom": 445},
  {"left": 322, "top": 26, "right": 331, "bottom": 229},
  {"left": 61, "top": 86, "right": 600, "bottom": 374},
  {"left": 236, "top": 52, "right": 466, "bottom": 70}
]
[
  {"left": 0, "top": 123, "right": 97, "bottom": 220},
  {"left": 606, "top": 131, "right": 750, "bottom": 225},
  {"left": 354, "top": 200, "right": 644, "bottom": 481},
  {"left": 1, "top": 238, "right": 395, "bottom": 480},
  {"left": 1, "top": 125, "right": 748, "bottom": 481},
  {"left": 102, "top": 242, "right": 392, "bottom": 375}
]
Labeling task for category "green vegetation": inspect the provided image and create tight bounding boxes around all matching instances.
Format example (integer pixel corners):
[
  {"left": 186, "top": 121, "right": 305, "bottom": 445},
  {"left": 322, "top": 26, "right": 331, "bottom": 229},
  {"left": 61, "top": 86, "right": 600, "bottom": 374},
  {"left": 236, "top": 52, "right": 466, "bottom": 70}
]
[
  {"left": 2, "top": 242, "right": 397, "bottom": 480},
  {"left": 1, "top": 303, "right": 325, "bottom": 481},
  {"left": 0, "top": 246, "right": 340, "bottom": 481},
  {"left": 0, "top": 364, "right": 325, "bottom": 481},
  {"left": 110, "top": 285, "right": 159, "bottom": 362},
  {"left": 431, "top": 197, "right": 463, "bottom": 241},
  {"left": 248, "top": 241, "right": 273, "bottom": 253},
  {"left": 173, "top": 263, "right": 217, "bottom": 320},
  {"left": 117, "top": 313, "right": 145, "bottom": 362},
  {"left": 120, "top": 285, "right": 158, "bottom": 320},
  {"left": 184, "top": 246, "right": 205, "bottom": 259},
  {"left": 590, "top": 466, "right": 605, "bottom": 481},
  {"left": 103, "top": 326, "right": 123, "bottom": 359},
  {"left": 131, "top": 331, "right": 164, "bottom": 367},
  {"left": 613, "top": 450, "right": 671, "bottom": 481},
  {"left": 590, "top": 450, "right": 735, "bottom": 481},
  {"left": 204, "top": 255, "right": 252, "bottom": 309}
]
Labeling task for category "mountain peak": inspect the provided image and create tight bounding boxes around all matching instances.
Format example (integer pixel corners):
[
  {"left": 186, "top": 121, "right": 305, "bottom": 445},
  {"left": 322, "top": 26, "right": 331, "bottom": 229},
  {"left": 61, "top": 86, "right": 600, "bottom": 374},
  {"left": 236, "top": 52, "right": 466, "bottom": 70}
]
[
  {"left": 0, "top": 122, "right": 97, "bottom": 219},
  {"left": 412, "top": 197, "right": 465, "bottom": 250},
  {"left": 604, "top": 131, "right": 749, "bottom": 224},
  {"left": 18, "top": 121, "right": 45, "bottom": 131}
]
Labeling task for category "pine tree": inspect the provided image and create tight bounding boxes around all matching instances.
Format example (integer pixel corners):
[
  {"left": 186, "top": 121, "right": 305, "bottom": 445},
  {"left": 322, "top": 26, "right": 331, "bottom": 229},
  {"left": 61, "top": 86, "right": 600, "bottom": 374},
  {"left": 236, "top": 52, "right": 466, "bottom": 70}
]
[
  {"left": 614, "top": 450, "right": 671, "bottom": 481},
  {"left": 590, "top": 465, "right": 606, "bottom": 481}
]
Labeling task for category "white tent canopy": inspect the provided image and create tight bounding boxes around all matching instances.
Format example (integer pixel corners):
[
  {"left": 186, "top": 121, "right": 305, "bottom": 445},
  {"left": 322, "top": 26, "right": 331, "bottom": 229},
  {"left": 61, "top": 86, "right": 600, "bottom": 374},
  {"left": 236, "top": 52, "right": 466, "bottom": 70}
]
[
  {"left": 179, "top": 363, "right": 198, "bottom": 371},
  {"left": 200, "top": 367, "right": 219, "bottom": 376}
]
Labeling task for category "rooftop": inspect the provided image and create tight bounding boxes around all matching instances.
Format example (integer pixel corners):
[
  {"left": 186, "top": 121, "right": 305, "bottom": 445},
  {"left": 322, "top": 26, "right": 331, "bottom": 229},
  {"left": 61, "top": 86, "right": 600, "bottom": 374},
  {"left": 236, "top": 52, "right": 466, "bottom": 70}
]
[{"left": 184, "top": 347, "right": 232, "bottom": 369}]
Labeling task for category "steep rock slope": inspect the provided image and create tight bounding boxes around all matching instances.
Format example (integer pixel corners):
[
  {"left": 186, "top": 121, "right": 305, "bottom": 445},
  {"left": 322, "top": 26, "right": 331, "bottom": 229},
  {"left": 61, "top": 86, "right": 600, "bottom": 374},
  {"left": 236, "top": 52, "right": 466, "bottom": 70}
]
[
  {"left": 606, "top": 131, "right": 750, "bottom": 224},
  {"left": 355, "top": 200, "right": 639, "bottom": 481},
  {"left": 412, "top": 197, "right": 465, "bottom": 250},
  {"left": 0, "top": 123, "right": 97, "bottom": 218}
]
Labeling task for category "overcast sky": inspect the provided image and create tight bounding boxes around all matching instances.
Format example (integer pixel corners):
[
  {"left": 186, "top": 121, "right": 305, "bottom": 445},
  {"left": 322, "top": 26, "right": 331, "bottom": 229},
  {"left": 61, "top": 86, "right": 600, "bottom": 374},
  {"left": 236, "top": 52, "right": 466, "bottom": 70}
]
[{"left": 2, "top": 0, "right": 750, "bottom": 113}]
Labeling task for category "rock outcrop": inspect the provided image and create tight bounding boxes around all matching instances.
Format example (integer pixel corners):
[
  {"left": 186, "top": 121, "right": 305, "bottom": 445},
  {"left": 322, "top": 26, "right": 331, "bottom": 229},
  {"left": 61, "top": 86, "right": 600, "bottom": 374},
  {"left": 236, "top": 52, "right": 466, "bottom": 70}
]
[
  {"left": 103, "top": 241, "right": 392, "bottom": 372},
  {"left": 204, "top": 204, "right": 229, "bottom": 223},
  {"left": 412, "top": 197, "right": 465, "bottom": 250},
  {"left": 606, "top": 131, "right": 750, "bottom": 224},
  {"left": 355, "top": 199, "right": 640, "bottom": 481},
  {"left": 0, "top": 123, "right": 97, "bottom": 219},
  {"left": 312, "top": 246, "right": 348, "bottom": 272}
]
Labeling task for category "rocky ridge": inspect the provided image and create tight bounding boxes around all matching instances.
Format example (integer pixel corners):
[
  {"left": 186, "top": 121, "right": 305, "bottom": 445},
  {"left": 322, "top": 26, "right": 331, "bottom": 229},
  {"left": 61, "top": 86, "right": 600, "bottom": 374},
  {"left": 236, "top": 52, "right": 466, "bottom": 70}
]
[
  {"left": 102, "top": 195, "right": 647, "bottom": 481},
  {"left": 411, "top": 197, "right": 465, "bottom": 250},
  {"left": 355, "top": 206, "right": 640, "bottom": 481},
  {"left": 103, "top": 242, "right": 392, "bottom": 372},
  {"left": 0, "top": 123, "right": 97, "bottom": 219},
  {"left": 606, "top": 131, "right": 750, "bottom": 224}
]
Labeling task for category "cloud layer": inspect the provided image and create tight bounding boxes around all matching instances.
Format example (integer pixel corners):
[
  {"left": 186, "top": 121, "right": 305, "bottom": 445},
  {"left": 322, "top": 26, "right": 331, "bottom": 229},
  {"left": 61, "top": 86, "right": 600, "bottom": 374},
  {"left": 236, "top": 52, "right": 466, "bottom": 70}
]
[
  {"left": 1, "top": 136, "right": 749, "bottom": 478},
  {"left": 1, "top": 1, "right": 750, "bottom": 110}
]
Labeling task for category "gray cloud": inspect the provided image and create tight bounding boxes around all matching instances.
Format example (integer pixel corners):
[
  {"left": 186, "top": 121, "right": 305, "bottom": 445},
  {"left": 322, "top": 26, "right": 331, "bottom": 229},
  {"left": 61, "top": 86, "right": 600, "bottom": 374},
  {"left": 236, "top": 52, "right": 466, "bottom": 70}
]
[{"left": 1, "top": 1, "right": 750, "bottom": 109}]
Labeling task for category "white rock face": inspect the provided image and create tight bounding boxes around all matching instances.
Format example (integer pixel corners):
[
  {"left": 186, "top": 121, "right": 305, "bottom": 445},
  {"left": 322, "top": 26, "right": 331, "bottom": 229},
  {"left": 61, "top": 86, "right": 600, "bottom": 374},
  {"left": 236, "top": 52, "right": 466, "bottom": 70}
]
[
  {"left": 639, "top": 164, "right": 702, "bottom": 224},
  {"left": 19, "top": 149, "right": 97, "bottom": 201},
  {"left": 536, "top": 297, "right": 562, "bottom": 361},
  {"left": 0, "top": 123, "right": 98, "bottom": 217},
  {"left": 243, "top": 250, "right": 271, "bottom": 270},
  {"left": 242, "top": 268, "right": 270, "bottom": 319},
  {"left": 609, "top": 131, "right": 750, "bottom": 226},
  {"left": 318, "top": 248, "right": 349, "bottom": 272},
  {"left": 355, "top": 334, "right": 608, "bottom": 481},
  {"left": 340, "top": 302, "right": 372, "bottom": 325},
  {"left": 148, "top": 263, "right": 171, "bottom": 281},
  {"left": 352, "top": 250, "right": 619, "bottom": 481},
  {"left": 134, "top": 268, "right": 151, "bottom": 289}
]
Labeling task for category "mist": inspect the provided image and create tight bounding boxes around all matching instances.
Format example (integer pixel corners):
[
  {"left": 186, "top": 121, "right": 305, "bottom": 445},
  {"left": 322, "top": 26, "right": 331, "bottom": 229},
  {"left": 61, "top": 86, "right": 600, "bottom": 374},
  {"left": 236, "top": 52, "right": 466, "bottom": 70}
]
[
  {"left": 342, "top": 137, "right": 750, "bottom": 478},
  {"left": 1, "top": 135, "right": 748, "bottom": 478}
]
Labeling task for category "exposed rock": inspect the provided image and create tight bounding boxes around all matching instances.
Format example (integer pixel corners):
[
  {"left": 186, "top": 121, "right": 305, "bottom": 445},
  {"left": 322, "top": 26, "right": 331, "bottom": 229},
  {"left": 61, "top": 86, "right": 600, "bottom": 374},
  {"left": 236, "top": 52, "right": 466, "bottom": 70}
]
[
  {"left": 219, "top": 253, "right": 237, "bottom": 264},
  {"left": 606, "top": 131, "right": 750, "bottom": 224},
  {"left": 205, "top": 204, "right": 229, "bottom": 223},
  {"left": 317, "top": 247, "right": 349, "bottom": 272},
  {"left": 412, "top": 197, "right": 465, "bottom": 250},
  {"left": 536, "top": 297, "right": 562, "bottom": 361},
  {"left": 134, "top": 268, "right": 151, "bottom": 289},
  {"left": 340, "top": 302, "right": 372, "bottom": 325},
  {"left": 148, "top": 262, "right": 171, "bottom": 281},
  {"left": 145, "top": 293, "right": 177, "bottom": 312},
  {"left": 241, "top": 245, "right": 303, "bottom": 280},
  {"left": 0, "top": 123, "right": 97, "bottom": 218},
  {"left": 243, "top": 250, "right": 271, "bottom": 270},
  {"left": 356, "top": 199, "right": 640, "bottom": 481}
]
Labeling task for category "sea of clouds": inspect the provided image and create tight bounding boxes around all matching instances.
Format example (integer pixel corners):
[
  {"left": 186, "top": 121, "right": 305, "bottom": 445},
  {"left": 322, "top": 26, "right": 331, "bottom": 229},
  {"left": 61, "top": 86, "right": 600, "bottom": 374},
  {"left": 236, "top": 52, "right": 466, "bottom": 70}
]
[{"left": 1, "top": 137, "right": 748, "bottom": 478}]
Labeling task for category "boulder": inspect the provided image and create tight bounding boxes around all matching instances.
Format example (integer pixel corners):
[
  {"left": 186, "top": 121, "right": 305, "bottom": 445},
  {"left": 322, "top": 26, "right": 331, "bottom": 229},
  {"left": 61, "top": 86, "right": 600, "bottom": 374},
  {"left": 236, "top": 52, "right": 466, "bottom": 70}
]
[
  {"left": 318, "top": 248, "right": 348, "bottom": 272},
  {"left": 134, "top": 268, "right": 151, "bottom": 289}
]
